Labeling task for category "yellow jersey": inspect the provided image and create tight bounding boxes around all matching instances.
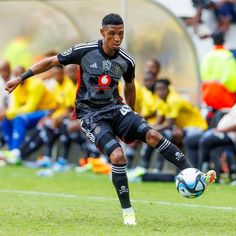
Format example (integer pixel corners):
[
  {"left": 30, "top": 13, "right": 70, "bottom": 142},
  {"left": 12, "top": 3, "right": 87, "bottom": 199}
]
[
  {"left": 50, "top": 77, "right": 76, "bottom": 119},
  {"left": 134, "top": 80, "right": 144, "bottom": 113},
  {"left": 157, "top": 90, "right": 207, "bottom": 130},
  {"left": 6, "top": 77, "right": 58, "bottom": 119},
  {"left": 140, "top": 86, "right": 159, "bottom": 125}
]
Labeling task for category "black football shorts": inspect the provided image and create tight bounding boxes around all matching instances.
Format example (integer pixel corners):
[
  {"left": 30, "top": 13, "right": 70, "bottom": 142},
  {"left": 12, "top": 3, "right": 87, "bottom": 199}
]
[{"left": 79, "top": 103, "right": 151, "bottom": 156}]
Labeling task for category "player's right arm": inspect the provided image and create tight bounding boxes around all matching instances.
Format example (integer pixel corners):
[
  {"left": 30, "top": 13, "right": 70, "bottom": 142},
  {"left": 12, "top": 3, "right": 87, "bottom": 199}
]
[
  {"left": 5, "top": 42, "right": 87, "bottom": 93},
  {"left": 5, "top": 55, "right": 59, "bottom": 93}
]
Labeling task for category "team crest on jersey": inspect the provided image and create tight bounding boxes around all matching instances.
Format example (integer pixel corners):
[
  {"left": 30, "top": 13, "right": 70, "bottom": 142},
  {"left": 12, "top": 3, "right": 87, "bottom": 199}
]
[
  {"left": 95, "top": 74, "right": 112, "bottom": 90},
  {"left": 102, "top": 60, "right": 112, "bottom": 71},
  {"left": 61, "top": 48, "right": 72, "bottom": 56},
  {"left": 110, "top": 64, "right": 124, "bottom": 77}
]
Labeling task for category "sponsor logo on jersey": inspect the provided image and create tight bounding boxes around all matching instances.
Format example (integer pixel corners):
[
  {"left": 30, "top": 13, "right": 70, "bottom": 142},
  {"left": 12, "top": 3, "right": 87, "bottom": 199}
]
[
  {"left": 95, "top": 74, "right": 112, "bottom": 90},
  {"left": 102, "top": 60, "right": 124, "bottom": 76},
  {"left": 61, "top": 48, "right": 72, "bottom": 56}
]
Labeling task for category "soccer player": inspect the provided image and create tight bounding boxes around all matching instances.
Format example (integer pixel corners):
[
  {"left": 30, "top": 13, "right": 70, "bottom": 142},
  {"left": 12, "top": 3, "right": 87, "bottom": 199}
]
[{"left": 5, "top": 13, "right": 216, "bottom": 225}]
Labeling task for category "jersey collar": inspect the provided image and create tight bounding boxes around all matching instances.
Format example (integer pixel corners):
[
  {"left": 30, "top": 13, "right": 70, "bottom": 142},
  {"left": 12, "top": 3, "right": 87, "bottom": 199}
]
[
  {"left": 214, "top": 45, "right": 225, "bottom": 50},
  {"left": 98, "top": 39, "right": 120, "bottom": 59}
]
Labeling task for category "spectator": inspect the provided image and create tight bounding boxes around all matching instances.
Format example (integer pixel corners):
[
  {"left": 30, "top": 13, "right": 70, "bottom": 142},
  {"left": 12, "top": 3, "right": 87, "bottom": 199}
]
[
  {"left": 152, "top": 78, "right": 207, "bottom": 168},
  {"left": 0, "top": 60, "right": 14, "bottom": 146},
  {"left": 0, "top": 67, "right": 58, "bottom": 151},
  {"left": 2, "top": 65, "right": 98, "bottom": 171},
  {"left": 0, "top": 61, "right": 14, "bottom": 110},
  {"left": 128, "top": 78, "right": 208, "bottom": 181},
  {"left": 184, "top": 104, "right": 236, "bottom": 182},
  {"left": 192, "top": 0, "right": 236, "bottom": 39},
  {"left": 200, "top": 31, "right": 236, "bottom": 110},
  {"left": 39, "top": 51, "right": 59, "bottom": 91}
]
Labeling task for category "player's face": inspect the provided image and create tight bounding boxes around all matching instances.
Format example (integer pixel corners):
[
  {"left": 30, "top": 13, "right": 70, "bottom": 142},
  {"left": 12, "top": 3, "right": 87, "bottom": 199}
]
[
  {"left": 100, "top": 24, "right": 124, "bottom": 55},
  {"left": 52, "top": 67, "right": 64, "bottom": 84},
  {"left": 154, "top": 83, "right": 169, "bottom": 100},
  {"left": 145, "top": 61, "right": 160, "bottom": 76},
  {"left": 143, "top": 76, "right": 156, "bottom": 91},
  {"left": 13, "top": 66, "right": 25, "bottom": 78},
  {"left": 0, "top": 63, "right": 11, "bottom": 81}
]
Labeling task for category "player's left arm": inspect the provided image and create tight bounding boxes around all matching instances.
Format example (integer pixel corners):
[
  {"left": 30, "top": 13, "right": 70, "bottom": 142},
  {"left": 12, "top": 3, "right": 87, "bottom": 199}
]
[
  {"left": 122, "top": 56, "right": 135, "bottom": 110},
  {"left": 124, "top": 80, "right": 136, "bottom": 111}
]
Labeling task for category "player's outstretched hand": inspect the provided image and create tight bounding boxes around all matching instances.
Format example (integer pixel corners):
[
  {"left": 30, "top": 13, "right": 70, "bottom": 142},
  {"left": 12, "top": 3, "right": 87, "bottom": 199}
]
[{"left": 5, "top": 77, "right": 22, "bottom": 93}]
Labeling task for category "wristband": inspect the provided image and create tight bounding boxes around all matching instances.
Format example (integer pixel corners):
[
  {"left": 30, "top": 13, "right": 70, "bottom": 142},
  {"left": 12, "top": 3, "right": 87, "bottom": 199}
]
[{"left": 20, "top": 69, "right": 34, "bottom": 81}]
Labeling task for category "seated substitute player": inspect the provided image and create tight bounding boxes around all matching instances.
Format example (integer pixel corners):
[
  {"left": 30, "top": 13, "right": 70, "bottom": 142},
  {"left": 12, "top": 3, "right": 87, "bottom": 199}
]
[{"left": 5, "top": 13, "right": 216, "bottom": 226}]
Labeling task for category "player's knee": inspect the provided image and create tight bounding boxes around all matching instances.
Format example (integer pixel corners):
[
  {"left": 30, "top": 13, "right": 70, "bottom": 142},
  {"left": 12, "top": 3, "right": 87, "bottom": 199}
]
[
  {"left": 110, "top": 147, "right": 126, "bottom": 164},
  {"left": 146, "top": 129, "right": 162, "bottom": 147}
]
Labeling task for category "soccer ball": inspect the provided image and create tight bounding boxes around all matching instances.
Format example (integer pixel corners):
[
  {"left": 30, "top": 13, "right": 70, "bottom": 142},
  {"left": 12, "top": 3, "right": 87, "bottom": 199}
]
[{"left": 176, "top": 168, "right": 206, "bottom": 199}]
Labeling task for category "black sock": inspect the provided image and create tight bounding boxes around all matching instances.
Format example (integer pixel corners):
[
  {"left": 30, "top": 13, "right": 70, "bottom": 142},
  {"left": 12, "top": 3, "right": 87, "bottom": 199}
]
[
  {"left": 112, "top": 164, "right": 131, "bottom": 209},
  {"left": 155, "top": 138, "right": 192, "bottom": 170}
]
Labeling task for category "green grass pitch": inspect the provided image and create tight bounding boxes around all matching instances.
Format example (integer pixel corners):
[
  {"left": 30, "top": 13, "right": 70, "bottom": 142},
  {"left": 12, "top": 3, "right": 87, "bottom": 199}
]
[{"left": 0, "top": 166, "right": 235, "bottom": 236}]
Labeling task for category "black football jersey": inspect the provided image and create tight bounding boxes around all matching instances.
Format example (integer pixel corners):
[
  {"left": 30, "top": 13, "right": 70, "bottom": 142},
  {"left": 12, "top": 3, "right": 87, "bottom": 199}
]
[{"left": 57, "top": 40, "right": 135, "bottom": 110}]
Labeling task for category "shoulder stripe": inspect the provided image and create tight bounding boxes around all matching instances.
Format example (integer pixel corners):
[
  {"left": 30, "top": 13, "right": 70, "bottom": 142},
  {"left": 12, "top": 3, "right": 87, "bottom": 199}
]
[
  {"left": 74, "top": 41, "right": 98, "bottom": 47},
  {"left": 86, "top": 40, "right": 98, "bottom": 45},
  {"left": 119, "top": 51, "right": 135, "bottom": 67},
  {"left": 74, "top": 42, "right": 98, "bottom": 47},
  {"left": 119, "top": 48, "right": 135, "bottom": 62},
  {"left": 74, "top": 44, "right": 98, "bottom": 51},
  {"left": 74, "top": 43, "right": 98, "bottom": 49}
]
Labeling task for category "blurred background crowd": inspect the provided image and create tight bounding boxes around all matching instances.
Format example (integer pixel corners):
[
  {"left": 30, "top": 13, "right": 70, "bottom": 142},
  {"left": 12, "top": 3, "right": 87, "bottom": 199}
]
[{"left": 0, "top": 0, "right": 236, "bottom": 184}]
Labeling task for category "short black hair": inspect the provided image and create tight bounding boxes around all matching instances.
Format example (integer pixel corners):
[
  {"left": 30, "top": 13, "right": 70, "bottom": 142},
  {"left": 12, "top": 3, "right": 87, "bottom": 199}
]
[
  {"left": 212, "top": 31, "right": 225, "bottom": 45},
  {"left": 155, "top": 78, "right": 171, "bottom": 88},
  {"left": 192, "top": 0, "right": 214, "bottom": 8},
  {"left": 149, "top": 58, "right": 161, "bottom": 70},
  {"left": 102, "top": 13, "right": 124, "bottom": 26}
]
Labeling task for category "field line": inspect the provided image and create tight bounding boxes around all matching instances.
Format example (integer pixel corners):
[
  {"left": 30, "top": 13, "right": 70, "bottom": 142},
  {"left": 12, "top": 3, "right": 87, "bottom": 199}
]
[{"left": 0, "top": 189, "right": 236, "bottom": 212}]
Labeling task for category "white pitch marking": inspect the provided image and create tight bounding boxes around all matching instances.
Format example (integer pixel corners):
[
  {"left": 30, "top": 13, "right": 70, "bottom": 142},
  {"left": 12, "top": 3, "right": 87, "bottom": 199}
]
[{"left": 0, "top": 189, "right": 236, "bottom": 212}]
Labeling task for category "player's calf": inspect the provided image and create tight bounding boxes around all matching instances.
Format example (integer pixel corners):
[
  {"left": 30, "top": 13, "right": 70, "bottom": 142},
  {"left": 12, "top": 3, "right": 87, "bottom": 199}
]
[{"left": 146, "top": 130, "right": 192, "bottom": 170}]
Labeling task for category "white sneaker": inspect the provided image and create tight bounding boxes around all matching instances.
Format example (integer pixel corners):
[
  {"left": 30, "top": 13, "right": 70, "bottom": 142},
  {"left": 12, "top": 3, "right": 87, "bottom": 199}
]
[
  {"left": 123, "top": 211, "right": 137, "bottom": 225},
  {"left": 1, "top": 150, "right": 21, "bottom": 164}
]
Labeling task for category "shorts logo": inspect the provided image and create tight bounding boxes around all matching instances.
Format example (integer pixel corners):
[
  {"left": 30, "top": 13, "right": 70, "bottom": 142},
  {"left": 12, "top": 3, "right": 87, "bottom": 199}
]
[
  {"left": 61, "top": 48, "right": 72, "bottom": 56},
  {"left": 94, "top": 126, "right": 101, "bottom": 135},
  {"left": 96, "top": 75, "right": 112, "bottom": 90},
  {"left": 103, "top": 60, "right": 112, "bottom": 71}
]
